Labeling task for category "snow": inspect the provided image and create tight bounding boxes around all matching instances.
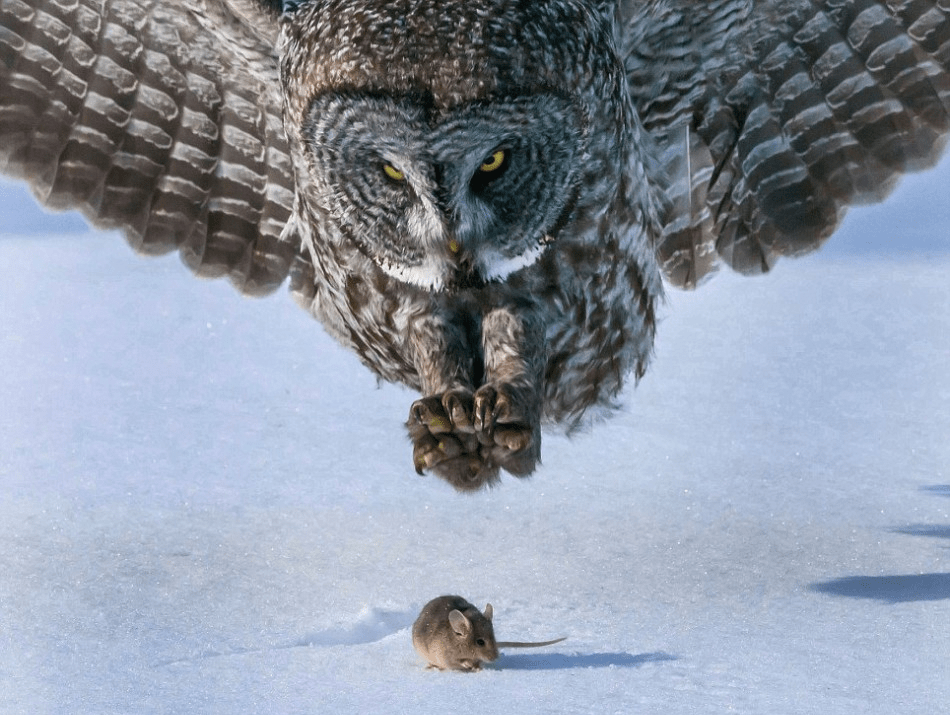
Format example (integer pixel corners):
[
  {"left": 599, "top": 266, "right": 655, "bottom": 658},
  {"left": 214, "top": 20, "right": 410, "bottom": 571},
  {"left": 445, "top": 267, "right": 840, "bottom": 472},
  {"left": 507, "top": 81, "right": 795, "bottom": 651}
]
[{"left": 1, "top": 155, "right": 949, "bottom": 714}]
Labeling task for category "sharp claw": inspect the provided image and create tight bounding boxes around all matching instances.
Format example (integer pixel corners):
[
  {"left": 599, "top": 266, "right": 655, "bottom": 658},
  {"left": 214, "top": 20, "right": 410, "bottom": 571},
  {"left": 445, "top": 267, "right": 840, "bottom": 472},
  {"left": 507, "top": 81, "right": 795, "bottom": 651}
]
[
  {"left": 412, "top": 432, "right": 440, "bottom": 474},
  {"left": 492, "top": 393, "right": 512, "bottom": 424},
  {"left": 413, "top": 444, "right": 428, "bottom": 475},
  {"left": 473, "top": 386, "right": 496, "bottom": 434},
  {"left": 449, "top": 402, "right": 470, "bottom": 430},
  {"left": 443, "top": 391, "right": 474, "bottom": 432},
  {"left": 410, "top": 403, "right": 428, "bottom": 427},
  {"left": 407, "top": 385, "right": 540, "bottom": 490},
  {"left": 411, "top": 397, "right": 453, "bottom": 434}
]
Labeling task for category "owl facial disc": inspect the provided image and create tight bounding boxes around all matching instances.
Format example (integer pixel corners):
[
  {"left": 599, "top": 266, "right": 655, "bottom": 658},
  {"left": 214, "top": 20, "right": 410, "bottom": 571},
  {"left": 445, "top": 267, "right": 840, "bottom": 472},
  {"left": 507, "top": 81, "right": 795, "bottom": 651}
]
[{"left": 301, "top": 91, "right": 586, "bottom": 291}]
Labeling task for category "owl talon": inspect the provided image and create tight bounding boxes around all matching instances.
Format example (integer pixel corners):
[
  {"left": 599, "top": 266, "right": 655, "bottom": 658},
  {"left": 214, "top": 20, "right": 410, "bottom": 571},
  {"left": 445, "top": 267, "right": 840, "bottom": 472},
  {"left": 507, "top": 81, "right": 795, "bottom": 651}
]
[
  {"left": 411, "top": 397, "right": 454, "bottom": 434},
  {"left": 444, "top": 391, "right": 475, "bottom": 432},
  {"left": 406, "top": 383, "right": 540, "bottom": 490},
  {"left": 437, "top": 435, "right": 464, "bottom": 458},
  {"left": 494, "top": 426, "right": 533, "bottom": 452}
]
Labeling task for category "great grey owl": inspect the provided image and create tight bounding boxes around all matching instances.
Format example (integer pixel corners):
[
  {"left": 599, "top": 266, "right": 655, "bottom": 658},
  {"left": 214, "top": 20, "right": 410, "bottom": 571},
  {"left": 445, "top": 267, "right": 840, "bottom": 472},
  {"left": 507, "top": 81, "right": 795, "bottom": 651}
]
[{"left": 1, "top": 0, "right": 948, "bottom": 491}]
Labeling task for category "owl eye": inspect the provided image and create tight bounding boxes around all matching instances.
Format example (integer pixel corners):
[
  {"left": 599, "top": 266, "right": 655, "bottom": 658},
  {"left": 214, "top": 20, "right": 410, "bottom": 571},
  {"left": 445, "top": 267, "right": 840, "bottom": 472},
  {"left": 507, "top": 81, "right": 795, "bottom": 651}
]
[
  {"left": 470, "top": 149, "right": 509, "bottom": 193},
  {"left": 478, "top": 149, "right": 507, "bottom": 173},
  {"left": 382, "top": 163, "right": 405, "bottom": 182}
]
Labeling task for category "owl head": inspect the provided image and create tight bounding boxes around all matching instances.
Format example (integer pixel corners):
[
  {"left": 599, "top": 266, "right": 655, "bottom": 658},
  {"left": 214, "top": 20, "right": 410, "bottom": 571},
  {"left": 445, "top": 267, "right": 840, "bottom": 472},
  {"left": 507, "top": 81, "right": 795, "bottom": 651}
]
[{"left": 279, "top": 0, "right": 622, "bottom": 291}]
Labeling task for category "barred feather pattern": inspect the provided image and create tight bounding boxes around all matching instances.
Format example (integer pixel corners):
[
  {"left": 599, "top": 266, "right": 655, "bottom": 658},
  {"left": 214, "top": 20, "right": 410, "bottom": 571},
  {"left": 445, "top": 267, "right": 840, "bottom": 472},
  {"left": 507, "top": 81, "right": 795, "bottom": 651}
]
[
  {"left": 624, "top": 0, "right": 950, "bottom": 287},
  {"left": 0, "top": 0, "right": 301, "bottom": 294},
  {"left": 0, "top": 0, "right": 948, "bottom": 490}
]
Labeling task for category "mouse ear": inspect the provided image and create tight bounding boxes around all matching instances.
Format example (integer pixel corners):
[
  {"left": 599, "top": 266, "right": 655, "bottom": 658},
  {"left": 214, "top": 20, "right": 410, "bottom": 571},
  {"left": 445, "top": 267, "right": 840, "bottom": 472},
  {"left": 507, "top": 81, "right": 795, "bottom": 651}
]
[
  {"left": 448, "top": 609, "right": 471, "bottom": 636},
  {"left": 483, "top": 603, "right": 493, "bottom": 622}
]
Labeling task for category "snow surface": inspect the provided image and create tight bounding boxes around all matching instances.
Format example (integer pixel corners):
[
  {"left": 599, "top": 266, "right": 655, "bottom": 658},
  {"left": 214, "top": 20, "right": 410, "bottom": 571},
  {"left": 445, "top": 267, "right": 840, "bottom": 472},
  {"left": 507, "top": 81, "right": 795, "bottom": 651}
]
[{"left": 1, "top": 155, "right": 949, "bottom": 714}]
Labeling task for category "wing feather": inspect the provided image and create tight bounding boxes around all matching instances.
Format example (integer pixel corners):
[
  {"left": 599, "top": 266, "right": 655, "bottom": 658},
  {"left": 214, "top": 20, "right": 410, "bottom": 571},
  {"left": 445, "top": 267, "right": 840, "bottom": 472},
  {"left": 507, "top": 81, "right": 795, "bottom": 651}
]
[
  {"left": 624, "top": 0, "right": 950, "bottom": 287},
  {"left": 0, "top": 0, "right": 299, "bottom": 295}
]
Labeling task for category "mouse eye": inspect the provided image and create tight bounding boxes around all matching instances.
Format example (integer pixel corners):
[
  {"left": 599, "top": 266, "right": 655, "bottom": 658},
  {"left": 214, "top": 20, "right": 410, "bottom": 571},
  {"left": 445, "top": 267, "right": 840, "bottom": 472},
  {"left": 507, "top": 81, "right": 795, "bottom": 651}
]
[{"left": 476, "top": 638, "right": 486, "bottom": 647}]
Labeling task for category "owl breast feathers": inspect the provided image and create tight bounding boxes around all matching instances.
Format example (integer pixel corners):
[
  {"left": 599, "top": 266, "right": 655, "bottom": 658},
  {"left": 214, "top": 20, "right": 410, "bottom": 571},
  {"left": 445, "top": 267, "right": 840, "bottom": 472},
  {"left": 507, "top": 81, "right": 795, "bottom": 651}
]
[{"left": 1, "top": 0, "right": 948, "bottom": 490}]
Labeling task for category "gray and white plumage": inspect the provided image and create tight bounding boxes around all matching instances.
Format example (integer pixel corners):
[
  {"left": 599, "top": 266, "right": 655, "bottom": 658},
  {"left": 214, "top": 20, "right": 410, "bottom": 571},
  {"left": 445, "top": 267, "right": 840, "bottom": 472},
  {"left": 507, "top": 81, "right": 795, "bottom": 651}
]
[{"left": 1, "top": 0, "right": 947, "bottom": 491}]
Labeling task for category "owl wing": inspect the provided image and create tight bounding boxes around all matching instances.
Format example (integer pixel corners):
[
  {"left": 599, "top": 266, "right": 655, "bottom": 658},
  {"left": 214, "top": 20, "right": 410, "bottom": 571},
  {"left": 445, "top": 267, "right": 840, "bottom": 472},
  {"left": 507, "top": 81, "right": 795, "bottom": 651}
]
[
  {"left": 0, "top": 0, "right": 302, "bottom": 296},
  {"left": 623, "top": 0, "right": 950, "bottom": 288}
]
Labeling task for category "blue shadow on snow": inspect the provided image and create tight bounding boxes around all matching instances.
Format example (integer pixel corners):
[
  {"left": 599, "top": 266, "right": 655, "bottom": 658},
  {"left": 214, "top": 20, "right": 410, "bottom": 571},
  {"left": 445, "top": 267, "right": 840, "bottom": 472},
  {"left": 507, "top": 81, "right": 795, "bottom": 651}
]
[
  {"left": 808, "top": 573, "right": 950, "bottom": 603},
  {"left": 496, "top": 650, "right": 677, "bottom": 671},
  {"left": 892, "top": 524, "right": 950, "bottom": 540},
  {"left": 920, "top": 485, "right": 950, "bottom": 498}
]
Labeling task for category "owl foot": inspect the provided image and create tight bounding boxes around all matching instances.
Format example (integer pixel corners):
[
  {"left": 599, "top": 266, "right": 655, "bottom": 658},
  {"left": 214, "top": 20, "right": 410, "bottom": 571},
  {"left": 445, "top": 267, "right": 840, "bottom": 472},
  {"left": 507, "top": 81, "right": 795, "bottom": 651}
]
[{"left": 407, "top": 385, "right": 540, "bottom": 491}]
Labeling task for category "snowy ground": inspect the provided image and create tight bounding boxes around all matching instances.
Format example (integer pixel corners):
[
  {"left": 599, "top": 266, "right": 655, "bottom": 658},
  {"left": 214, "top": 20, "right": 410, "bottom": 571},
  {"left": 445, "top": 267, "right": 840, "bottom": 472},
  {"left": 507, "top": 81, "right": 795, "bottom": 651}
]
[{"left": 1, "top": 156, "right": 948, "bottom": 714}]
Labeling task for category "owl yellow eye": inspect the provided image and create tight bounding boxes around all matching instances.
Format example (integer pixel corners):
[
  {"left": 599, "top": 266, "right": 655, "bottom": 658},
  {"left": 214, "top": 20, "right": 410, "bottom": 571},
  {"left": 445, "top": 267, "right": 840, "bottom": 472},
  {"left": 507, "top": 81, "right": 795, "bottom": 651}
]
[
  {"left": 383, "top": 163, "right": 405, "bottom": 182},
  {"left": 479, "top": 149, "right": 507, "bottom": 173}
]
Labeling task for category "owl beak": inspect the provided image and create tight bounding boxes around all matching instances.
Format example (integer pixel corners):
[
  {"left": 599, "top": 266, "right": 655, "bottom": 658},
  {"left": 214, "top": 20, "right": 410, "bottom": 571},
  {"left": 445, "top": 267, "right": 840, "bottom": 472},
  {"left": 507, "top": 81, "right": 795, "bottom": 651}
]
[{"left": 443, "top": 236, "right": 485, "bottom": 291}]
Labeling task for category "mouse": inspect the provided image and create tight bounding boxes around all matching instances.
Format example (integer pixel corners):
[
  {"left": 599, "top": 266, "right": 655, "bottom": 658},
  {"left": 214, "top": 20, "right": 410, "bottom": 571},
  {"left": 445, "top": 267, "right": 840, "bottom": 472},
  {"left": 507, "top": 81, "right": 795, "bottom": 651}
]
[{"left": 411, "top": 595, "right": 567, "bottom": 672}]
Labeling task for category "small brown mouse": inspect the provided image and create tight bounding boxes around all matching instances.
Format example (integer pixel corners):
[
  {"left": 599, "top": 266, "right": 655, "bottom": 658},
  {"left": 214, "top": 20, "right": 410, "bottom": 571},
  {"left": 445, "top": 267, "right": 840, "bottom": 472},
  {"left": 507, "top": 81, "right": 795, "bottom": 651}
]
[{"left": 412, "top": 595, "right": 566, "bottom": 671}]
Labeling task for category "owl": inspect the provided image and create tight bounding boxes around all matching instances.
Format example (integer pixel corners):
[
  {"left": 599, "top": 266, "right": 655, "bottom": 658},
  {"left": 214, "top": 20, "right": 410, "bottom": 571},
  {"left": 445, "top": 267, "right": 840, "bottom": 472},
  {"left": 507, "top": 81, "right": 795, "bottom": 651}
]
[{"left": 1, "top": 0, "right": 948, "bottom": 491}]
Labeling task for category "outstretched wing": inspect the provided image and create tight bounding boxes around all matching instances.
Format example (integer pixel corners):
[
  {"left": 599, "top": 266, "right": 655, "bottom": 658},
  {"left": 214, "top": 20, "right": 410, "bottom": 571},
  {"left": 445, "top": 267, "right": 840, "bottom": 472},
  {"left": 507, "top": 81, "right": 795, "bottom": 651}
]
[
  {"left": 0, "top": 0, "right": 301, "bottom": 295},
  {"left": 623, "top": 0, "right": 950, "bottom": 287}
]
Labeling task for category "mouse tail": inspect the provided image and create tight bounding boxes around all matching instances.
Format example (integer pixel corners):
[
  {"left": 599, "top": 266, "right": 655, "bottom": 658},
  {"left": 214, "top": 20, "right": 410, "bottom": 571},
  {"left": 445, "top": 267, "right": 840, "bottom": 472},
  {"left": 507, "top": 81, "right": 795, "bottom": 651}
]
[{"left": 496, "top": 637, "right": 566, "bottom": 648}]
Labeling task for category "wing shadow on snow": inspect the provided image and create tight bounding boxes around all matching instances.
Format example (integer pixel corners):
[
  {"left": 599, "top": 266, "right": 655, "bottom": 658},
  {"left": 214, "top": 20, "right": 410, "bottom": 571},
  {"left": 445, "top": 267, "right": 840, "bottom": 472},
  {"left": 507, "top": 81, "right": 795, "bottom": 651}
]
[
  {"left": 809, "top": 487, "right": 950, "bottom": 603},
  {"left": 883, "top": 486, "right": 950, "bottom": 545},
  {"left": 496, "top": 651, "right": 677, "bottom": 671},
  {"left": 891, "top": 524, "right": 950, "bottom": 541},
  {"left": 808, "top": 574, "right": 950, "bottom": 603}
]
